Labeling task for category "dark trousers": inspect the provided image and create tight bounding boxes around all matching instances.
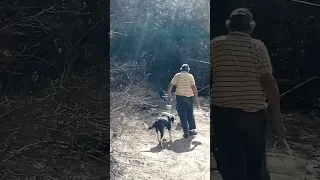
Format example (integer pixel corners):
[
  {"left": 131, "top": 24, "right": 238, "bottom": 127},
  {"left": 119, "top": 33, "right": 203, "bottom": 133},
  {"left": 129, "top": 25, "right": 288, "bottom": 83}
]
[
  {"left": 176, "top": 95, "right": 196, "bottom": 134},
  {"left": 211, "top": 123, "right": 220, "bottom": 170},
  {"left": 211, "top": 105, "right": 270, "bottom": 180}
]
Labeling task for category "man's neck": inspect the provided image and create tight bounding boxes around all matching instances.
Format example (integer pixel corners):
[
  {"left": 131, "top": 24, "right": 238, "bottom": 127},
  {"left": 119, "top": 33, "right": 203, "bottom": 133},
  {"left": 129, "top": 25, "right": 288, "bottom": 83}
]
[{"left": 229, "top": 31, "right": 251, "bottom": 36}]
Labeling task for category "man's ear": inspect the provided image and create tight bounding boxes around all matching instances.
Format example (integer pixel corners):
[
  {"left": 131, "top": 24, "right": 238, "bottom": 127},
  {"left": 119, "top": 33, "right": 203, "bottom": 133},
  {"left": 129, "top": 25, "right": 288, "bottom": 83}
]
[
  {"left": 249, "top": 20, "right": 256, "bottom": 29},
  {"left": 225, "top": 19, "right": 230, "bottom": 29}
]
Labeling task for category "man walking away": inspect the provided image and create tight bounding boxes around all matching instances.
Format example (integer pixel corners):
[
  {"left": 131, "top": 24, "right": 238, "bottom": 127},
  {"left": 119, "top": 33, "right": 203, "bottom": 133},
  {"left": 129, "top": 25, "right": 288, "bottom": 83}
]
[
  {"left": 168, "top": 64, "right": 199, "bottom": 138},
  {"left": 210, "top": 8, "right": 287, "bottom": 180}
]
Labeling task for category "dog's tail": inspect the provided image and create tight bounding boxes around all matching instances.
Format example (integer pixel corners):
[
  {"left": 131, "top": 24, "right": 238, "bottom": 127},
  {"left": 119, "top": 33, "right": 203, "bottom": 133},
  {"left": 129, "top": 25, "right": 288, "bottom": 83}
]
[
  {"left": 148, "top": 123, "right": 155, "bottom": 130},
  {"left": 142, "top": 122, "right": 153, "bottom": 129}
]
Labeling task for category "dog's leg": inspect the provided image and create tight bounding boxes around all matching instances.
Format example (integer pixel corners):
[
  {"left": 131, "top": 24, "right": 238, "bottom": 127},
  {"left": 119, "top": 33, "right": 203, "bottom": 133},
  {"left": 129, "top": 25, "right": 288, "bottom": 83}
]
[
  {"left": 156, "top": 131, "right": 160, "bottom": 145},
  {"left": 160, "top": 138, "right": 163, "bottom": 147},
  {"left": 159, "top": 133, "right": 163, "bottom": 147},
  {"left": 169, "top": 130, "right": 172, "bottom": 142},
  {"left": 160, "top": 130, "right": 165, "bottom": 147},
  {"left": 159, "top": 137, "right": 162, "bottom": 146}
]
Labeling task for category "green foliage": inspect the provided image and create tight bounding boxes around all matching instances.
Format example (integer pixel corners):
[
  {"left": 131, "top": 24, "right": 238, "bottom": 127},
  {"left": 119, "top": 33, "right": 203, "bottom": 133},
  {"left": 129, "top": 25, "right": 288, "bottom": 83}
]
[{"left": 110, "top": 0, "right": 210, "bottom": 88}]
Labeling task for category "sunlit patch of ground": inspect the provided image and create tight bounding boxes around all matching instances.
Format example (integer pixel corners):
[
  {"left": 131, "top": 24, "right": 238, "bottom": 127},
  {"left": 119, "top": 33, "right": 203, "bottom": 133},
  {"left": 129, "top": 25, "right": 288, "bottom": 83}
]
[
  {"left": 111, "top": 96, "right": 320, "bottom": 180},
  {"left": 111, "top": 97, "right": 211, "bottom": 180}
]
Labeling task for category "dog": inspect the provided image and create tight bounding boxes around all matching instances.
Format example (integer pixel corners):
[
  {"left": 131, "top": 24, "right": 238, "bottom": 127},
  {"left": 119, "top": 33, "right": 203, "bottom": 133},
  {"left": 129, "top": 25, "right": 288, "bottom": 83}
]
[
  {"left": 159, "top": 89, "right": 168, "bottom": 101},
  {"left": 148, "top": 112, "right": 175, "bottom": 147}
]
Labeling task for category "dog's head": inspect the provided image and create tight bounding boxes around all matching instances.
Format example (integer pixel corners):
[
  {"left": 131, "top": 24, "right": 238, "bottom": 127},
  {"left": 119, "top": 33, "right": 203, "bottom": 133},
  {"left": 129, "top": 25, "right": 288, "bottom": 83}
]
[{"left": 161, "top": 112, "right": 175, "bottom": 123}]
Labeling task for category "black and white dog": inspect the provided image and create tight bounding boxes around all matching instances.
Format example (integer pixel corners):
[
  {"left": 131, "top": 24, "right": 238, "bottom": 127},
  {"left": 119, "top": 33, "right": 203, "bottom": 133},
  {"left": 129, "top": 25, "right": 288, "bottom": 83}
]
[{"left": 148, "top": 112, "right": 175, "bottom": 147}]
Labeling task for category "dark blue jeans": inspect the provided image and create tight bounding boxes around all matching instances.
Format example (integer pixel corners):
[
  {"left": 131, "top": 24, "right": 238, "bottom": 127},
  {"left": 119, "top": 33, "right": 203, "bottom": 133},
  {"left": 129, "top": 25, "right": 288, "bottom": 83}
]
[
  {"left": 211, "top": 105, "right": 270, "bottom": 180},
  {"left": 176, "top": 95, "right": 196, "bottom": 134}
]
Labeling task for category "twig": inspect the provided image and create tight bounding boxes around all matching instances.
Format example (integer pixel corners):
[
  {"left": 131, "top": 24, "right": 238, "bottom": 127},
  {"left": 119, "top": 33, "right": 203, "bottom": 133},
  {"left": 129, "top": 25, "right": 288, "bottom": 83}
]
[
  {"left": 187, "top": 58, "right": 209, "bottom": 64},
  {"left": 3, "top": 140, "right": 52, "bottom": 161},
  {"left": 60, "top": 45, "right": 68, "bottom": 87},
  {"left": 291, "top": 0, "right": 320, "bottom": 7},
  {"left": 77, "top": 18, "right": 104, "bottom": 45},
  {"left": 17, "top": 54, "right": 57, "bottom": 70},
  {"left": 111, "top": 105, "right": 128, "bottom": 113},
  {"left": 0, "top": 93, "right": 56, "bottom": 118},
  {"left": 280, "top": 76, "right": 320, "bottom": 98},
  {"left": 198, "top": 85, "right": 210, "bottom": 93},
  {"left": 110, "top": 31, "right": 127, "bottom": 36}
]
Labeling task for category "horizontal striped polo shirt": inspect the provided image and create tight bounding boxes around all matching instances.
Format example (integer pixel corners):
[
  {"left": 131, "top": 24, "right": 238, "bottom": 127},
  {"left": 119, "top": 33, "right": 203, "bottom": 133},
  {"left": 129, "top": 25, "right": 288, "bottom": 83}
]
[
  {"left": 171, "top": 72, "right": 196, "bottom": 97},
  {"left": 210, "top": 31, "right": 273, "bottom": 112}
]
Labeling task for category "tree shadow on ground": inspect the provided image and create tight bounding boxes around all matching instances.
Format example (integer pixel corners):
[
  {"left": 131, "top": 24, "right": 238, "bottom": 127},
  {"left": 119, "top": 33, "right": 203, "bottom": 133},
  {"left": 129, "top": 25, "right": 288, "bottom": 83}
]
[{"left": 142, "top": 136, "right": 202, "bottom": 154}]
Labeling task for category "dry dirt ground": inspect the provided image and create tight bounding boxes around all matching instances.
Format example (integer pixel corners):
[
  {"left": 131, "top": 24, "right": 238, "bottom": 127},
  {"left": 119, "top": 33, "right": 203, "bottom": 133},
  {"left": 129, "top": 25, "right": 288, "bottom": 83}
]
[
  {"left": 111, "top": 96, "right": 320, "bottom": 180},
  {"left": 111, "top": 97, "right": 211, "bottom": 180},
  {"left": 211, "top": 153, "right": 319, "bottom": 180}
]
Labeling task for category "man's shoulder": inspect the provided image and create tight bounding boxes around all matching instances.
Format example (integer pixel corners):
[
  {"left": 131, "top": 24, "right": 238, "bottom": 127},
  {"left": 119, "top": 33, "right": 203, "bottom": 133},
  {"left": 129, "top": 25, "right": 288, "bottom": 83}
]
[
  {"left": 182, "top": 72, "right": 194, "bottom": 78},
  {"left": 252, "top": 38, "right": 269, "bottom": 52},
  {"left": 211, "top": 35, "right": 227, "bottom": 44},
  {"left": 252, "top": 38, "right": 265, "bottom": 46},
  {"left": 176, "top": 72, "right": 189, "bottom": 75}
]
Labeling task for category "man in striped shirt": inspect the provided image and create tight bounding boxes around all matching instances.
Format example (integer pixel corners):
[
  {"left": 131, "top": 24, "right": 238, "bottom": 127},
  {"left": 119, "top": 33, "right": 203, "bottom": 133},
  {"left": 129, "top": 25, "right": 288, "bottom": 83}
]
[
  {"left": 168, "top": 64, "right": 199, "bottom": 138},
  {"left": 210, "top": 8, "right": 287, "bottom": 180}
]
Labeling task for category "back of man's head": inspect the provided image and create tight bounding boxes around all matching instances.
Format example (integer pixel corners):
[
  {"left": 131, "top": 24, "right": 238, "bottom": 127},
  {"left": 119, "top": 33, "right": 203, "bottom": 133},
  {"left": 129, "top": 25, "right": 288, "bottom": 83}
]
[
  {"left": 226, "top": 8, "right": 255, "bottom": 33},
  {"left": 180, "top": 64, "right": 190, "bottom": 72}
]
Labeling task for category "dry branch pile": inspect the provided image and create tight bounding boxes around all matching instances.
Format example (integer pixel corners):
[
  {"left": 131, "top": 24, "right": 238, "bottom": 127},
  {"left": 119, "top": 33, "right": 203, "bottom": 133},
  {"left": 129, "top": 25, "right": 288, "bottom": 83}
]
[
  {"left": 0, "top": 0, "right": 111, "bottom": 179},
  {"left": 0, "top": 66, "right": 110, "bottom": 180},
  {"left": 110, "top": 59, "right": 153, "bottom": 132},
  {"left": 109, "top": 58, "right": 159, "bottom": 180}
]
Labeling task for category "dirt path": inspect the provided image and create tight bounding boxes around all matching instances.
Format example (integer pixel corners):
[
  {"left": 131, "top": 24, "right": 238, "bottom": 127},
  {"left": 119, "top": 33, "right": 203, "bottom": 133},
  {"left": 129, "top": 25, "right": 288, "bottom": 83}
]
[
  {"left": 111, "top": 97, "right": 319, "bottom": 180},
  {"left": 111, "top": 98, "right": 211, "bottom": 180}
]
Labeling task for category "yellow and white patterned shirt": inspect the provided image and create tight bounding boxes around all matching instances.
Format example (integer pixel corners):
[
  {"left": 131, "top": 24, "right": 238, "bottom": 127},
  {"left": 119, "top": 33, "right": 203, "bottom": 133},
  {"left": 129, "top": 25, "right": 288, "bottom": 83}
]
[{"left": 171, "top": 72, "right": 195, "bottom": 97}]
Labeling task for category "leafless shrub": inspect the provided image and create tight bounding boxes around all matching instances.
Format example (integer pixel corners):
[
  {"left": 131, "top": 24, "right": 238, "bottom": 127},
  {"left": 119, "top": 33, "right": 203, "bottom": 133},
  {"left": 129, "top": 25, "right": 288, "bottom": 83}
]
[
  {"left": 109, "top": 58, "right": 156, "bottom": 180},
  {"left": 0, "top": 0, "right": 111, "bottom": 179},
  {"left": 110, "top": 59, "right": 152, "bottom": 133},
  {"left": 0, "top": 65, "right": 111, "bottom": 180}
]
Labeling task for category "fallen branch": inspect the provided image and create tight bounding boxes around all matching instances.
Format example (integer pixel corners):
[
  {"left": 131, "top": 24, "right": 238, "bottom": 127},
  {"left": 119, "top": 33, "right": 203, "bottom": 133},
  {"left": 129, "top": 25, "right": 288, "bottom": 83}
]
[
  {"left": 291, "top": 0, "right": 320, "bottom": 7},
  {"left": 187, "top": 58, "right": 210, "bottom": 64},
  {"left": 280, "top": 76, "right": 320, "bottom": 98}
]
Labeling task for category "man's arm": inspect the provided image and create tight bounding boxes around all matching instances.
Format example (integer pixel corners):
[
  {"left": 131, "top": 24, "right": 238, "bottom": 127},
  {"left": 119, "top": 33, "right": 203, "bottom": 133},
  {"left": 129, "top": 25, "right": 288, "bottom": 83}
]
[
  {"left": 191, "top": 85, "right": 198, "bottom": 99},
  {"left": 257, "top": 41, "right": 286, "bottom": 141},
  {"left": 260, "top": 73, "right": 286, "bottom": 141},
  {"left": 189, "top": 74, "right": 198, "bottom": 97},
  {"left": 167, "top": 74, "right": 177, "bottom": 102},
  {"left": 260, "top": 74, "right": 281, "bottom": 118},
  {"left": 168, "top": 83, "right": 174, "bottom": 96},
  {"left": 257, "top": 41, "right": 281, "bottom": 114},
  {"left": 189, "top": 74, "right": 199, "bottom": 106}
]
